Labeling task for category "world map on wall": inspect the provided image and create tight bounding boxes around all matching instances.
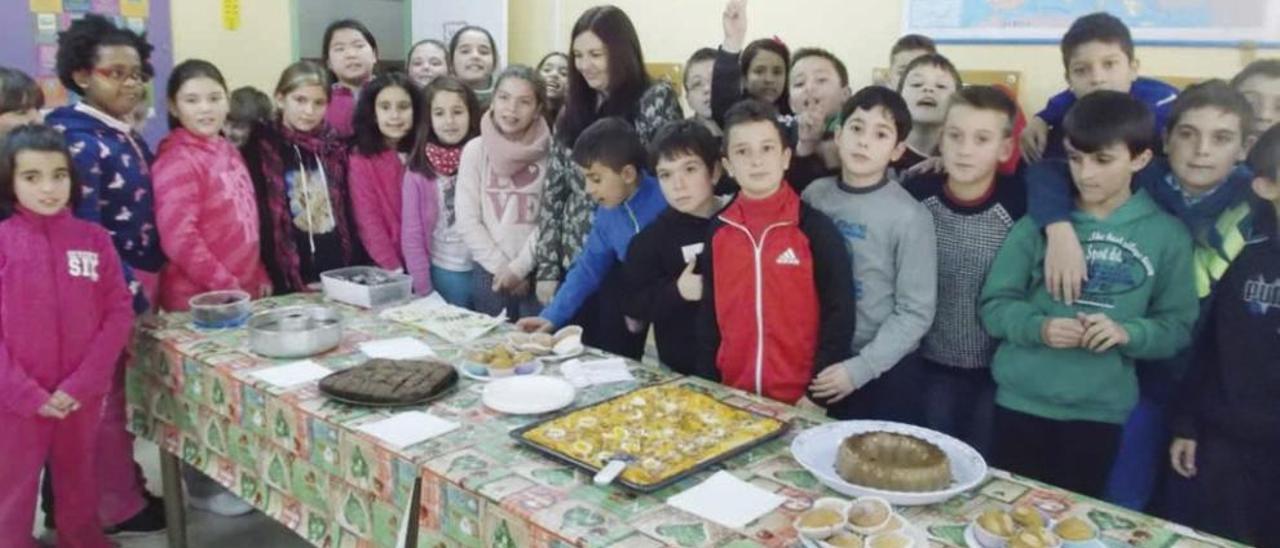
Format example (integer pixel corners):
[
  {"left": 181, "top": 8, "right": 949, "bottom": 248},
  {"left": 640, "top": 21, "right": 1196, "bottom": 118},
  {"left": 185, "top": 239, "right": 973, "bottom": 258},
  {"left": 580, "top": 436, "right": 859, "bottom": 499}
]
[{"left": 904, "top": 0, "right": 1280, "bottom": 45}]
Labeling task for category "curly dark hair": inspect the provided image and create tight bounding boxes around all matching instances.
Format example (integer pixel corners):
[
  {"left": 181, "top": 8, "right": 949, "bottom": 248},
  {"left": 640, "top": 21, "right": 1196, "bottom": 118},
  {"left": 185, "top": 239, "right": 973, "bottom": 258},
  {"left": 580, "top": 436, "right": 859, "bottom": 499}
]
[
  {"left": 56, "top": 14, "right": 154, "bottom": 96},
  {"left": 353, "top": 72, "right": 422, "bottom": 156}
]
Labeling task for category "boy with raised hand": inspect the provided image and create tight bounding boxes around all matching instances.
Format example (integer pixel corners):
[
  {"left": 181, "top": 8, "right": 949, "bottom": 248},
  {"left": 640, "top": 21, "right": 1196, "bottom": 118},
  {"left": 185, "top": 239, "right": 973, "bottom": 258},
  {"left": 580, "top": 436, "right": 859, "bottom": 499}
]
[
  {"left": 1030, "top": 80, "right": 1257, "bottom": 509},
  {"left": 903, "top": 85, "right": 1026, "bottom": 455},
  {"left": 980, "top": 91, "right": 1198, "bottom": 499},
  {"left": 786, "top": 48, "right": 853, "bottom": 193},
  {"left": 622, "top": 120, "right": 724, "bottom": 374},
  {"left": 1232, "top": 58, "right": 1280, "bottom": 139},
  {"left": 1020, "top": 12, "right": 1179, "bottom": 163},
  {"left": 515, "top": 118, "right": 667, "bottom": 360},
  {"left": 695, "top": 100, "right": 855, "bottom": 407},
  {"left": 1169, "top": 124, "right": 1280, "bottom": 548},
  {"left": 802, "top": 87, "right": 937, "bottom": 420}
]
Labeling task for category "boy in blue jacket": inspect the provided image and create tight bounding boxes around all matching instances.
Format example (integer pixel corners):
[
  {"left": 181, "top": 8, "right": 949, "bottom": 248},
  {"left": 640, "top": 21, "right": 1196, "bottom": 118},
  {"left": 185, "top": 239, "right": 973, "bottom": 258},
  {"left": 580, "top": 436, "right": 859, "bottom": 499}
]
[{"left": 516, "top": 118, "right": 667, "bottom": 359}]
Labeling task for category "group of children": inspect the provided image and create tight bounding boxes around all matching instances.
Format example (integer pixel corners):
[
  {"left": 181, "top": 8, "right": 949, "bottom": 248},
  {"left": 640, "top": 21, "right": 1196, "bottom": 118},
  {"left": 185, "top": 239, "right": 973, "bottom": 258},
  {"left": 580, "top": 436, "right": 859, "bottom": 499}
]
[{"left": 0, "top": 3, "right": 1276, "bottom": 547}]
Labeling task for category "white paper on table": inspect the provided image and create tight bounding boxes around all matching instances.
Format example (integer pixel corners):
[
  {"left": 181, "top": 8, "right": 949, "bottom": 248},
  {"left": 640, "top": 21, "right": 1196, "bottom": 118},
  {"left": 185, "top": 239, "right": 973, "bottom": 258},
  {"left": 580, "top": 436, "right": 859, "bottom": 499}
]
[
  {"left": 559, "top": 358, "right": 635, "bottom": 388},
  {"left": 358, "top": 337, "right": 436, "bottom": 360},
  {"left": 666, "top": 471, "right": 786, "bottom": 530},
  {"left": 248, "top": 360, "right": 332, "bottom": 389},
  {"left": 356, "top": 411, "right": 459, "bottom": 449}
]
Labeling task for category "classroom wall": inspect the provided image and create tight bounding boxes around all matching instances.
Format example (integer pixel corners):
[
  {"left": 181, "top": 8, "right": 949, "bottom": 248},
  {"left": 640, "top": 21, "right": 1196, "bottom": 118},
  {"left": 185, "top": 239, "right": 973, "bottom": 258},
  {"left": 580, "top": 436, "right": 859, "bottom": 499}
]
[
  {"left": 506, "top": 0, "right": 1278, "bottom": 114},
  {"left": 170, "top": 0, "right": 295, "bottom": 94}
]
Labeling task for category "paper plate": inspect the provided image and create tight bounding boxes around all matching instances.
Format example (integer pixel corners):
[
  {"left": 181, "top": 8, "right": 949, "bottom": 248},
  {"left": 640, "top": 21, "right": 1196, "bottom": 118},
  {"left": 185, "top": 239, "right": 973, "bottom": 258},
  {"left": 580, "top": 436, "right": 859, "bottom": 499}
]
[
  {"left": 790, "top": 420, "right": 988, "bottom": 506},
  {"left": 482, "top": 375, "right": 576, "bottom": 415}
]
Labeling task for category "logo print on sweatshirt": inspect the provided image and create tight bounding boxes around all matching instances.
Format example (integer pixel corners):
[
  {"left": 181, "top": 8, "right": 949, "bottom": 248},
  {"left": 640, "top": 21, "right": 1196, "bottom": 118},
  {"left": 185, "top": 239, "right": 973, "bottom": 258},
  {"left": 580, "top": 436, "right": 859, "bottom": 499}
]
[
  {"left": 775, "top": 248, "right": 801, "bottom": 266},
  {"left": 67, "top": 251, "right": 100, "bottom": 281},
  {"left": 1243, "top": 275, "right": 1280, "bottom": 316}
]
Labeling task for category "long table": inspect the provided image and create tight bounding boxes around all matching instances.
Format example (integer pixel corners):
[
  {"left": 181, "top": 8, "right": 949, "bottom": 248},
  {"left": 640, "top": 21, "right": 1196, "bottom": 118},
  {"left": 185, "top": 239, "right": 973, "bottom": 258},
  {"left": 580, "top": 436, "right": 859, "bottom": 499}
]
[{"left": 125, "top": 294, "right": 1239, "bottom": 548}]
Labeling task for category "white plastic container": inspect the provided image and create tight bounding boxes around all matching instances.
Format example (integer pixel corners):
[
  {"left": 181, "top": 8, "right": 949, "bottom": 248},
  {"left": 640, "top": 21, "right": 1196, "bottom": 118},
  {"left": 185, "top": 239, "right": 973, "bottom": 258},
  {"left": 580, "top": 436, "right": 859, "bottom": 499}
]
[{"left": 320, "top": 266, "right": 412, "bottom": 308}]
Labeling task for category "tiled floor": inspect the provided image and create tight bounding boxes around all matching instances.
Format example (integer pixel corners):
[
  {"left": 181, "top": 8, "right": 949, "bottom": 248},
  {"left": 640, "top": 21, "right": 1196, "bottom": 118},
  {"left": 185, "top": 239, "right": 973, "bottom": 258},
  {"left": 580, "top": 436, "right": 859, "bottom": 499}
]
[{"left": 34, "top": 439, "right": 312, "bottom": 548}]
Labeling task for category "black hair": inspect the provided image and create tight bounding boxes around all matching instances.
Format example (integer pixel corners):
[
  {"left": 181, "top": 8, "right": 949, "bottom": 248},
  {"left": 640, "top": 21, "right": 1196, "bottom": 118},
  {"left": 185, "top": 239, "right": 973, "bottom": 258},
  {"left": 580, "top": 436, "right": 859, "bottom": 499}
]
[
  {"left": 791, "top": 48, "right": 849, "bottom": 88},
  {"left": 947, "top": 85, "right": 1018, "bottom": 136},
  {"left": 1060, "top": 12, "right": 1134, "bottom": 70},
  {"left": 229, "top": 86, "right": 273, "bottom": 125},
  {"left": 558, "top": 5, "right": 652, "bottom": 146},
  {"left": 1248, "top": 123, "right": 1280, "bottom": 182},
  {"left": 1166, "top": 79, "right": 1254, "bottom": 141},
  {"left": 407, "top": 39, "right": 447, "bottom": 65},
  {"left": 537, "top": 51, "right": 569, "bottom": 126},
  {"left": 0, "top": 124, "right": 82, "bottom": 215},
  {"left": 741, "top": 38, "right": 792, "bottom": 114},
  {"left": 840, "top": 86, "right": 913, "bottom": 145},
  {"left": 571, "top": 117, "right": 646, "bottom": 173},
  {"left": 1063, "top": 90, "right": 1154, "bottom": 156},
  {"left": 538, "top": 51, "right": 569, "bottom": 71},
  {"left": 322, "top": 19, "right": 379, "bottom": 82},
  {"left": 0, "top": 67, "right": 43, "bottom": 115},
  {"left": 353, "top": 72, "right": 422, "bottom": 156},
  {"left": 494, "top": 64, "right": 548, "bottom": 111},
  {"left": 683, "top": 48, "right": 717, "bottom": 90},
  {"left": 649, "top": 119, "right": 719, "bottom": 171},
  {"left": 891, "top": 34, "right": 937, "bottom": 58},
  {"left": 1231, "top": 58, "right": 1280, "bottom": 89},
  {"left": 407, "top": 76, "right": 480, "bottom": 177},
  {"left": 165, "top": 59, "right": 228, "bottom": 130},
  {"left": 448, "top": 26, "right": 500, "bottom": 84},
  {"left": 722, "top": 99, "right": 789, "bottom": 150},
  {"left": 56, "top": 14, "right": 154, "bottom": 96},
  {"left": 896, "top": 53, "right": 963, "bottom": 93}
]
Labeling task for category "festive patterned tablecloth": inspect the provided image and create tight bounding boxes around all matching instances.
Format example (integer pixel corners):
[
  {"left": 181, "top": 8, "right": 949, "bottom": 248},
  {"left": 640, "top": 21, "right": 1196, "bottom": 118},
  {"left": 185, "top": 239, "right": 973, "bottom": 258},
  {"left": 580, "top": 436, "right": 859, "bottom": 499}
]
[{"left": 125, "top": 294, "right": 1238, "bottom": 548}]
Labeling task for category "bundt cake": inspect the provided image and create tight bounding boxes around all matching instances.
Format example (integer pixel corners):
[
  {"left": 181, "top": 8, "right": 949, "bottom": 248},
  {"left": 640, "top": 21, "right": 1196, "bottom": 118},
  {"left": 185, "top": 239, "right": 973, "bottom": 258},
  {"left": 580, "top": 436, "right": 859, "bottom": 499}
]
[{"left": 835, "top": 432, "right": 952, "bottom": 492}]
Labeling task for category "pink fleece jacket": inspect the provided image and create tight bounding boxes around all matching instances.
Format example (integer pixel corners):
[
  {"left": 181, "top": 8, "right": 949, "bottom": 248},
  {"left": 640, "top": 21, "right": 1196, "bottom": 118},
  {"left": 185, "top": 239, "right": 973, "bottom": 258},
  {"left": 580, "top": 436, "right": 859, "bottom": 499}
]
[
  {"left": 348, "top": 149, "right": 406, "bottom": 270},
  {"left": 0, "top": 208, "right": 134, "bottom": 417},
  {"left": 455, "top": 112, "right": 550, "bottom": 277},
  {"left": 325, "top": 84, "right": 358, "bottom": 138},
  {"left": 152, "top": 128, "right": 269, "bottom": 311},
  {"left": 401, "top": 170, "right": 440, "bottom": 295}
]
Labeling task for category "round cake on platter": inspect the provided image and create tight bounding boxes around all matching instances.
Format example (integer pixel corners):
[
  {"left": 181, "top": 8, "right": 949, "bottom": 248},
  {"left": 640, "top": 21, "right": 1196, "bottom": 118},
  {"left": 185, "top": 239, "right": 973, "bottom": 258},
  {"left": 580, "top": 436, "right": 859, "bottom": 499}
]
[{"left": 835, "top": 432, "right": 952, "bottom": 492}]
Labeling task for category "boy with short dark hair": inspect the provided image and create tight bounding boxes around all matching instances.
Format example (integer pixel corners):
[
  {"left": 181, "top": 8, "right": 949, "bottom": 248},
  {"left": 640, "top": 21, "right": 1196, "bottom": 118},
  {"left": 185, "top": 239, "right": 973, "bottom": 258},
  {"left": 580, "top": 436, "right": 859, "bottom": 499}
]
[
  {"left": 684, "top": 48, "right": 721, "bottom": 136},
  {"left": 1231, "top": 58, "right": 1280, "bottom": 138},
  {"left": 904, "top": 85, "right": 1025, "bottom": 454},
  {"left": 623, "top": 120, "right": 723, "bottom": 374},
  {"left": 803, "top": 86, "right": 937, "bottom": 420},
  {"left": 892, "top": 54, "right": 963, "bottom": 175},
  {"left": 695, "top": 100, "right": 855, "bottom": 406},
  {"left": 787, "top": 48, "right": 853, "bottom": 193},
  {"left": 981, "top": 91, "right": 1198, "bottom": 499},
  {"left": 1021, "top": 12, "right": 1179, "bottom": 162},
  {"left": 885, "top": 34, "right": 937, "bottom": 90},
  {"left": 515, "top": 118, "right": 668, "bottom": 359},
  {"left": 1169, "top": 124, "right": 1280, "bottom": 548}
]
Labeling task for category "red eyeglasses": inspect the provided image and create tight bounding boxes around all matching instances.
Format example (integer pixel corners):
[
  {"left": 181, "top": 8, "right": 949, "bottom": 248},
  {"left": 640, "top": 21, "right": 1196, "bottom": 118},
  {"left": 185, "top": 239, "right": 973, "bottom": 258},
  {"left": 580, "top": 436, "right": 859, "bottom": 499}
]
[{"left": 92, "top": 67, "right": 151, "bottom": 84}]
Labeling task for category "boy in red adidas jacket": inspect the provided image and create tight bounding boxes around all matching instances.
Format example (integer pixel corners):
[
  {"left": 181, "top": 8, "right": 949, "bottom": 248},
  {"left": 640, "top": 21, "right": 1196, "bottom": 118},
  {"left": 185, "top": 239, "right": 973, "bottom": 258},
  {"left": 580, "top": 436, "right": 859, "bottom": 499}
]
[{"left": 695, "top": 100, "right": 856, "bottom": 406}]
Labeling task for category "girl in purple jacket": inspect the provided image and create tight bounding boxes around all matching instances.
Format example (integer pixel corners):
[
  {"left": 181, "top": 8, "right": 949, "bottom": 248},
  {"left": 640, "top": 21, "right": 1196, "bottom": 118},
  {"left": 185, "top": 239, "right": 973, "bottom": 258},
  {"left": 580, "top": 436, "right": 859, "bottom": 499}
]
[{"left": 0, "top": 125, "right": 134, "bottom": 548}]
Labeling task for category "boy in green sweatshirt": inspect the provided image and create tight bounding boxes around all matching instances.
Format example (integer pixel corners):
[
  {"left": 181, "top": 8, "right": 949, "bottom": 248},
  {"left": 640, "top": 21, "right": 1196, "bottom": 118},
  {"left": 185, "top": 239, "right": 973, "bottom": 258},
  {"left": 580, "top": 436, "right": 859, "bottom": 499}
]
[{"left": 979, "top": 91, "right": 1198, "bottom": 498}]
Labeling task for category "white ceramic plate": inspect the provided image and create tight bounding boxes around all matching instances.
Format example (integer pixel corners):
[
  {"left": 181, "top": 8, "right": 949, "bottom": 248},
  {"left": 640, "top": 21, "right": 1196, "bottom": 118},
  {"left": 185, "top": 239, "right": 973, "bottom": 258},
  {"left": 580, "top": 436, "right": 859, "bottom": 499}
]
[
  {"left": 964, "top": 523, "right": 988, "bottom": 548},
  {"left": 482, "top": 375, "right": 576, "bottom": 415},
  {"left": 790, "top": 420, "right": 988, "bottom": 506}
]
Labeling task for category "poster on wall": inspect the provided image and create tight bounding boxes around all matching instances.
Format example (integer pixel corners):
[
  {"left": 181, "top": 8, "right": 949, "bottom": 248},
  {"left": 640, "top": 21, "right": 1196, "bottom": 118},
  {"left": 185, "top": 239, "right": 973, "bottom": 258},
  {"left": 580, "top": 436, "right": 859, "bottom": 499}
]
[
  {"left": 411, "top": 0, "right": 508, "bottom": 63},
  {"left": 2, "top": 0, "right": 173, "bottom": 144},
  {"left": 903, "top": 0, "right": 1280, "bottom": 46}
]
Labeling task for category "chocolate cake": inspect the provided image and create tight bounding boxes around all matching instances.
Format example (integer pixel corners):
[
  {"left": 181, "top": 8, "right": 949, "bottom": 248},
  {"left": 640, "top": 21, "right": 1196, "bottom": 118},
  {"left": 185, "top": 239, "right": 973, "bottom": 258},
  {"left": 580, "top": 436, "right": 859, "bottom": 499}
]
[{"left": 319, "top": 358, "right": 458, "bottom": 406}]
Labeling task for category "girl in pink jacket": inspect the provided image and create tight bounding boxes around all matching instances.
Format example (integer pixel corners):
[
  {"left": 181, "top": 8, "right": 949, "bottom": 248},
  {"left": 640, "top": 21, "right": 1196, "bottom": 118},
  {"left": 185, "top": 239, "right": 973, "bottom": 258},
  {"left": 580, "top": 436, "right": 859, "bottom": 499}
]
[
  {"left": 456, "top": 66, "right": 551, "bottom": 318},
  {"left": 0, "top": 125, "right": 134, "bottom": 548},
  {"left": 349, "top": 73, "right": 421, "bottom": 270},
  {"left": 153, "top": 60, "right": 269, "bottom": 312}
]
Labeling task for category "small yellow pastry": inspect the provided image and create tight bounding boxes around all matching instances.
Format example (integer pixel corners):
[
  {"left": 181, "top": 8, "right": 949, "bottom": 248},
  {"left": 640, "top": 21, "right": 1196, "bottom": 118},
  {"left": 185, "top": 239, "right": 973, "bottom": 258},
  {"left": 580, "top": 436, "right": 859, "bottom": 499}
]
[
  {"left": 847, "top": 498, "right": 892, "bottom": 529},
  {"left": 977, "top": 509, "right": 1016, "bottom": 538},
  {"left": 1054, "top": 517, "right": 1095, "bottom": 541},
  {"left": 1009, "top": 528, "right": 1059, "bottom": 548},
  {"left": 825, "top": 533, "right": 864, "bottom": 548},
  {"left": 798, "top": 508, "right": 843, "bottom": 529},
  {"left": 868, "top": 530, "right": 914, "bottom": 548},
  {"left": 1011, "top": 505, "right": 1045, "bottom": 529}
]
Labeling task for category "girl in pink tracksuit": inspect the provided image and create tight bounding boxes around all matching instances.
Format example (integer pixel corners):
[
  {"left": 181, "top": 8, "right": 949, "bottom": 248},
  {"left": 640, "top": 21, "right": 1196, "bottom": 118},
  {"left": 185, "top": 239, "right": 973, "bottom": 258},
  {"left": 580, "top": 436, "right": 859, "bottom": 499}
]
[
  {"left": 0, "top": 125, "right": 134, "bottom": 548},
  {"left": 153, "top": 60, "right": 270, "bottom": 312},
  {"left": 348, "top": 73, "right": 422, "bottom": 271}
]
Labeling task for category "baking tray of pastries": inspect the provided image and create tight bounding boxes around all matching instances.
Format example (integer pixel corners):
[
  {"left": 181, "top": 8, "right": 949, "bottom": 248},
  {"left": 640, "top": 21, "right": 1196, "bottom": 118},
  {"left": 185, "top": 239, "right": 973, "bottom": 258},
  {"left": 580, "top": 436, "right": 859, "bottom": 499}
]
[
  {"left": 319, "top": 358, "right": 459, "bottom": 407},
  {"left": 511, "top": 383, "right": 789, "bottom": 492}
]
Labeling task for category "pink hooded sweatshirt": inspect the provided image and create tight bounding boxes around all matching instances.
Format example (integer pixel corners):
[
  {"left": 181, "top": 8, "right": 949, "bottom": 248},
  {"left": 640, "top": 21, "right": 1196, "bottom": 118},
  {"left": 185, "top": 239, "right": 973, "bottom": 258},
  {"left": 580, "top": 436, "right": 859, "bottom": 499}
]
[
  {"left": 348, "top": 149, "right": 406, "bottom": 270},
  {"left": 455, "top": 111, "right": 550, "bottom": 278},
  {"left": 0, "top": 208, "right": 134, "bottom": 548},
  {"left": 152, "top": 128, "right": 269, "bottom": 311}
]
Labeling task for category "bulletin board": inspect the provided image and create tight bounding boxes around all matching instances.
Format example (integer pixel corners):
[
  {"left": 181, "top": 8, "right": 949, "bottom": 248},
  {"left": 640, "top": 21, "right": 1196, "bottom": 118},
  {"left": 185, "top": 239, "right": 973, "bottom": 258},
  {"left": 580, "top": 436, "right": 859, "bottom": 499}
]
[{"left": 0, "top": 0, "right": 174, "bottom": 145}]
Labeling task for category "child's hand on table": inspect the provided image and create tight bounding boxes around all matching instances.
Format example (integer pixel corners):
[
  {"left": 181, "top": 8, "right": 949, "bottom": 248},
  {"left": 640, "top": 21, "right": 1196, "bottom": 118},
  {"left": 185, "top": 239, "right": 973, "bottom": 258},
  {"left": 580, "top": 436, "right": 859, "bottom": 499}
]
[
  {"left": 1170, "top": 438, "right": 1198, "bottom": 478},
  {"left": 1020, "top": 116, "right": 1049, "bottom": 163},
  {"left": 516, "top": 317, "right": 554, "bottom": 334},
  {"left": 810, "top": 364, "right": 855, "bottom": 403}
]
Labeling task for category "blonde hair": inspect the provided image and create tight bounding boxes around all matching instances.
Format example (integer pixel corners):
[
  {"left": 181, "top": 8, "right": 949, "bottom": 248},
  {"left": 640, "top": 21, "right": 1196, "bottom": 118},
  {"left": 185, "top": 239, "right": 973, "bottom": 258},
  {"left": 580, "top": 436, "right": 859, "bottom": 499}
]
[{"left": 274, "top": 60, "right": 331, "bottom": 98}]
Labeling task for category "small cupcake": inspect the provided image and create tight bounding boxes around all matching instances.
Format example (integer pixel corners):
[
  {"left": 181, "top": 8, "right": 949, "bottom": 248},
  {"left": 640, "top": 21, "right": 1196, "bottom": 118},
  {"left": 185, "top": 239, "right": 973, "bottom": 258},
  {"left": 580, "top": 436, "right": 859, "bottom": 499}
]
[
  {"left": 867, "top": 530, "right": 914, "bottom": 548},
  {"left": 974, "top": 509, "right": 1016, "bottom": 548},
  {"left": 846, "top": 497, "right": 893, "bottom": 535},
  {"left": 1054, "top": 517, "right": 1099, "bottom": 548}
]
